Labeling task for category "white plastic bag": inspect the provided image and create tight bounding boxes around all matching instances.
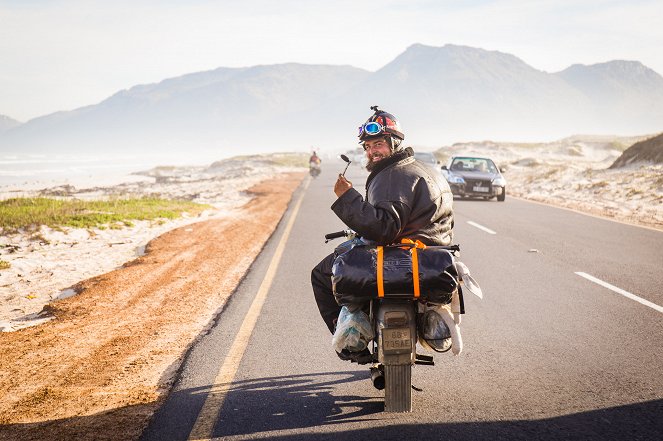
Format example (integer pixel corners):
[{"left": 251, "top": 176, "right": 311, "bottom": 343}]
[
  {"left": 454, "top": 260, "right": 483, "bottom": 299},
  {"left": 331, "top": 305, "right": 374, "bottom": 352},
  {"left": 419, "top": 304, "right": 463, "bottom": 355},
  {"left": 420, "top": 308, "right": 452, "bottom": 352}
]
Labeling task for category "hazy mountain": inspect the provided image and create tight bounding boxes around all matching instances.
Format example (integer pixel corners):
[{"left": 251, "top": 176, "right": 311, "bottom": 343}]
[
  {"left": 331, "top": 44, "right": 595, "bottom": 142},
  {"left": 609, "top": 132, "right": 663, "bottom": 168},
  {"left": 1, "top": 44, "right": 662, "bottom": 160},
  {"left": 0, "top": 114, "right": 20, "bottom": 133},
  {"left": 0, "top": 64, "right": 370, "bottom": 159},
  {"left": 557, "top": 61, "right": 663, "bottom": 133}
]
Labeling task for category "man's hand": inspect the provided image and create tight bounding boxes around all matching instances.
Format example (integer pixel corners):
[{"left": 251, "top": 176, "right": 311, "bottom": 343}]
[{"left": 334, "top": 174, "right": 352, "bottom": 198}]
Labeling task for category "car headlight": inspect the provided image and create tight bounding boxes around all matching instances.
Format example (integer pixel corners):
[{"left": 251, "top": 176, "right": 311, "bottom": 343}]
[
  {"left": 448, "top": 175, "right": 465, "bottom": 184},
  {"left": 492, "top": 177, "right": 506, "bottom": 186}
]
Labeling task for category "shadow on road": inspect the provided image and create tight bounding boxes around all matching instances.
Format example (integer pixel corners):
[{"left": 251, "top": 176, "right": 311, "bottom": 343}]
[
  {"left": 140, "top": 370, "right": 382, "bottom": 441},
  {"left": 2, "top": 379, "right": 661, "bottom": 441},
  {"left": 211, "top": 393, "right": 663, "bottom": 441},
  {"left": 211, "top": 370, "right": 383, "bottom": 437}
]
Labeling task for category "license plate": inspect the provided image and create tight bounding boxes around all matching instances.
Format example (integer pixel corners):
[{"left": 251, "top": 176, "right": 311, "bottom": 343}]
[
  {"left": 473, "top": 186, "right": 489, "bottom": 192},
  {"left": 382, "top": 328, "right": 411, "bottom": 354}
]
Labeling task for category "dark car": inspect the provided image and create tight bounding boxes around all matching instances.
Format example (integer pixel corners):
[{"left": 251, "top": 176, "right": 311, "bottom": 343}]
[{"left": 442, "top": 156, "right": 506, "bottom": 201}]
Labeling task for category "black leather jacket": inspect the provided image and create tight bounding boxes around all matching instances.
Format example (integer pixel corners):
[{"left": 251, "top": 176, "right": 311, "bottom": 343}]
[{"left": 331, "top": 147, "right": 454, "bottom": 246}]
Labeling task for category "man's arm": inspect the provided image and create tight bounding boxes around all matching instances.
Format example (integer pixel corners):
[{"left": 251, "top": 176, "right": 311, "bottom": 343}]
[{"left": 331, "top": 187, "right": 411, "bottom": 244}]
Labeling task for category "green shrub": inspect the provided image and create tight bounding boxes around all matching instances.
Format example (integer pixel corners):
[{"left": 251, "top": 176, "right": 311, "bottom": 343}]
[{"left": 0, "top": 197, "right": 211, "bottom": 233}]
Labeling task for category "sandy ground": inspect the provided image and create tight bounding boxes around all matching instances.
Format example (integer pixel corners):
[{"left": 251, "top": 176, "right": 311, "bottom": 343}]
[
  {"left": 0, "top": 171, "right": 305, "bottom": 441},
  {"left": 0, "top": 156, "right": 304, "bottom": 331}
]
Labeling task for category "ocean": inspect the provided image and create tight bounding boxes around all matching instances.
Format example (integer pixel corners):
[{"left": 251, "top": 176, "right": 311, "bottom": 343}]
[{"left": 0, "top": 155, "right": 159, "bottom": 191}]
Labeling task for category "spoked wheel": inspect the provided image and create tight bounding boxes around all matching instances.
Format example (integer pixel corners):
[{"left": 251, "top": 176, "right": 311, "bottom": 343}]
[{"left": 384, "top": 364, "right": 412, "bottom": 412}]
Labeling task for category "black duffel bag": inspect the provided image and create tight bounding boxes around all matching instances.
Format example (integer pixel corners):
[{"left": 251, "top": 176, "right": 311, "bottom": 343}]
[{"left": 332, "top": 242, "right": 459, "bottom": 305}]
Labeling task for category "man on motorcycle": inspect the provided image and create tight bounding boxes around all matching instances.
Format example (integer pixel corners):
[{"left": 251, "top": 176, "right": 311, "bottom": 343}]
[
  {"left": 311, "top": 106, "right": 455, "bottom": 361},
  {"left": 309, "top": 150, "right": 321, "bottom": 166},
  {"left": 309, "top": 151, "right": 322, "bottom": 177}
]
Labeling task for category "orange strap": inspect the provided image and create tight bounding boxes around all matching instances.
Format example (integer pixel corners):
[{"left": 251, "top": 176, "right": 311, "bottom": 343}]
[
  {"left": 400, "top": 238, "right": 427, "bottom": 249},
  {"left": 376, "top": 239, "right": 426, "bottom": 298},
  {"left": 377, "top": 246, "right": 384, "bottom": 298},
  {"left": 400, "top": 238, "right": 426, "bottom": 298},
  {"left": 411, "top": 247, "right": 420, "bottom": 298}
]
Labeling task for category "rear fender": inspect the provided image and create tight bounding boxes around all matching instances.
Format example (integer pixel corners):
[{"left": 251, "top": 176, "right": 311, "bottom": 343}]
[{"left": 373, "top": 299, "right": 417, "bottom": 365}]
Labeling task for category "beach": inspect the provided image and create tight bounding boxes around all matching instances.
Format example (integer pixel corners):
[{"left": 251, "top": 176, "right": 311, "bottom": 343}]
[{"left": 0, "top": 154, "right": 306, "bottom": 331}]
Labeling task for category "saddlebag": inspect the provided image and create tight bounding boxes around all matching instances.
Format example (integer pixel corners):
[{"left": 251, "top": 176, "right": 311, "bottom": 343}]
[{"left": 332, "top": 242, "right": 459, "bottom": 306}]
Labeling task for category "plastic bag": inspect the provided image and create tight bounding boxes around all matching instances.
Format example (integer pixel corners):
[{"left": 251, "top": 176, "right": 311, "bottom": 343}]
[
  {"left": 419, "top": 304, "right": 463, "bottom": 355},
  {"left": 454, "top": 260, "right": 483, "bottom": 299},
  {"left": 420, "top": 309, "right": 452, "bottom": 353},
  {"left": 331, "top": 305, "right": 374, "bottom": 352}
]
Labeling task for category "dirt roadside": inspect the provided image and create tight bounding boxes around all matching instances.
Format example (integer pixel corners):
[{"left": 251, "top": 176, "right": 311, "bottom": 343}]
[{"left": 0, "top": 172, "right": 306, "bottom": 441}]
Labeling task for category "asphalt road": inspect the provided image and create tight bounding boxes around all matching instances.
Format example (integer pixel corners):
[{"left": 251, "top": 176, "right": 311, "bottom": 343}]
[{"left": 142, "top": 160, "right": 663, "bottom": 441}]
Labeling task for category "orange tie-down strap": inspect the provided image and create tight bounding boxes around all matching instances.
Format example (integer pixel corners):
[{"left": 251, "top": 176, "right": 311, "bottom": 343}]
[
  {"left": 376, "top": 239, "right": 427, "bottom": 298},
  {"left": 377, "top": 246, "right": 385, "bottom": 298}
]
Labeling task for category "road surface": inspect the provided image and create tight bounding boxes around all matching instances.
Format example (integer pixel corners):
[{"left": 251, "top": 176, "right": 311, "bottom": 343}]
[{"left": 142, "top": 160, "right": 663, "bottom": 441}]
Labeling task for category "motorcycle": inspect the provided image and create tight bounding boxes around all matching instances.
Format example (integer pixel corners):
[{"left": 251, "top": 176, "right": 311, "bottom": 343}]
[
  {"left": 309, "top": 159, "right": 321, "bottom": 178},
  {"left": 324, "top": 229, "right": 481, "bottom": 412}
]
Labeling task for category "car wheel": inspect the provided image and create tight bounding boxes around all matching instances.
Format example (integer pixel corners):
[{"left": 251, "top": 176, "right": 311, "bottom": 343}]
[{"left": 497, "top": 189, "right": 506, "bottom": 202}]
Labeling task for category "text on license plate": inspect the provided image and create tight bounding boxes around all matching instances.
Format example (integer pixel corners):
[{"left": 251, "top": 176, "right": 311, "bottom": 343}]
[
  {"left": 382, "top": 328, "right": 411, "bottom": 354},
  {"left": 473, "top": 186, "right": 489, "bottom": 192}
]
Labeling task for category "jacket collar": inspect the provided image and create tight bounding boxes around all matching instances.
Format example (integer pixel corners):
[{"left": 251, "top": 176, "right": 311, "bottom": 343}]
[{"left": 365, "top": 147, "right": 414, "bottom": 190}]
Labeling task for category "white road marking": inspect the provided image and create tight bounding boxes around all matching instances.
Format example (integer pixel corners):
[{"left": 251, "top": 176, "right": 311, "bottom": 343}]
[
  {"left": 575, "top": 272, "right": 663, "bottom": 314},
  {"left": 467, "top": 221, "right": 496, "bottom": 235},
  {"left": 188, "top": 179, "right": 310, "bottom": 441}
]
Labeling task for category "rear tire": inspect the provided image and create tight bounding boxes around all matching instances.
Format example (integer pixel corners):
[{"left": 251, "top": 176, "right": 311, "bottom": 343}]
[{"left": 384, "top": 364, "right": 412, "bottom": 412}]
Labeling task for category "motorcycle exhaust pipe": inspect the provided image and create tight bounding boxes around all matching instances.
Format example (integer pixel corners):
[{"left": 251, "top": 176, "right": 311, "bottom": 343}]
[{"left": 371, "top": 367, "right": 385, "bottom": 390}]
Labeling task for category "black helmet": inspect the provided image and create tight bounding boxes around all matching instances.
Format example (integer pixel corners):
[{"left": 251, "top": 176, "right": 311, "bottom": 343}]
[{"left": 358, "top": 105, "right": 405, "bottom": 143}]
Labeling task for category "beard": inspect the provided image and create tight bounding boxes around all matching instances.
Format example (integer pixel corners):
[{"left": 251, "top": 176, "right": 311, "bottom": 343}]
[{"left": 365, "top": 152, "right": 389, "bottom": 171}]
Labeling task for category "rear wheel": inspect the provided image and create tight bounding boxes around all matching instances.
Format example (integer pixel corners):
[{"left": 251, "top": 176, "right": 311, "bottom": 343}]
[{"left": 384, "top": 364, "right": 412, "bottom": 412}]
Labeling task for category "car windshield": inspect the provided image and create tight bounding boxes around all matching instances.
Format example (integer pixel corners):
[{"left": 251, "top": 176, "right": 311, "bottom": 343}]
[
  {"left": 450, "top": 157, "right": 497, "bottom": 173},
  {"left": 414, "top": 152, "right": 438, "bottom": 165}
]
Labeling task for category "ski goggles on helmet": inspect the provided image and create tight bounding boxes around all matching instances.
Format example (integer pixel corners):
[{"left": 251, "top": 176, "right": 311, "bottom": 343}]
[{"left": 358, "top": 121, "right": 386, "bottom": 138}]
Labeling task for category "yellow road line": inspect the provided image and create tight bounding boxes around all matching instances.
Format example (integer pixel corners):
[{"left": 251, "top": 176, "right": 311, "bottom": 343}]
[{"left": 188, "top": 178, "right": 310, "bottom": 441}]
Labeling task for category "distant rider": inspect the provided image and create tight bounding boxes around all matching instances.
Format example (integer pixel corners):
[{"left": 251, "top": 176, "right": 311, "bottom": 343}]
[
  {"left": 309, "top": 151, "right": 321, "bottom": 167},
  {"left": 310, "top": 106, "right": 455, "bottom": 362}
]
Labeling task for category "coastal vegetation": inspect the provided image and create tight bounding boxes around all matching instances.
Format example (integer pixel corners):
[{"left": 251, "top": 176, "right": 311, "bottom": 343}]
[{"left": 0, "top": 197, "right": 210, "bottom": 233}]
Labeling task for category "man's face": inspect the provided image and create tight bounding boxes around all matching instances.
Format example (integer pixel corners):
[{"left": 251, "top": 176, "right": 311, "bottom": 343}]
[{"left": 364, "top": 137, "right": 392, "bottom": 171}]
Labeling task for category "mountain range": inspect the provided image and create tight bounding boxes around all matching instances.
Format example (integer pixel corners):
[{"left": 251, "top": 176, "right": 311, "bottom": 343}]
[
  {"left": 2, "top": 43, "right": 662, "bottom": 160},
  {"left": 0, "top": 114, "right": 20, "bottom": 133}
]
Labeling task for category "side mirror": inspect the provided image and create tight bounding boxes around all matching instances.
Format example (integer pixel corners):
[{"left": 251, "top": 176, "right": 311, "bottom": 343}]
[
  {"left": 499, "top": 167, "right": 506, "bottom": 173},
  {"left": 441, "top": 165, "right": 448, "bottom": 171}
]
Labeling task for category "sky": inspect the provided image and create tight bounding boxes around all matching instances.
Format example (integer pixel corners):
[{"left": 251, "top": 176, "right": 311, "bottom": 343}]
[{"left": 1, "top": 0, "right": 662, "bottom": 122}]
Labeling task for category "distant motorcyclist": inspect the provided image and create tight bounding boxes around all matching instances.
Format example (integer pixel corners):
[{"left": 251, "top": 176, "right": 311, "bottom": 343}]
[
  {"left": 309, "top": 150, "right": 321, "bottom": 166},
  {"left": 310, "top": 106, "right": 455, "bottom": 361},
  {"left": 309, "top": 151, "right": 321, "bottom": 177}
]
